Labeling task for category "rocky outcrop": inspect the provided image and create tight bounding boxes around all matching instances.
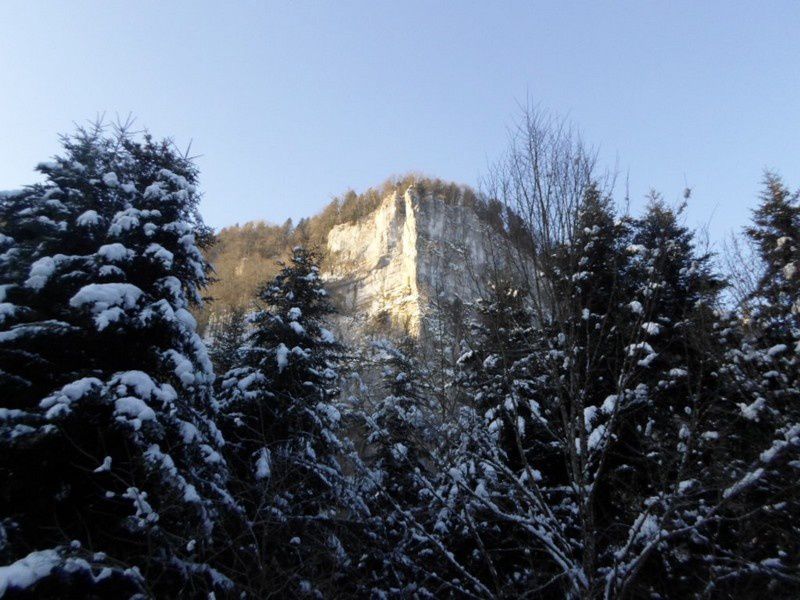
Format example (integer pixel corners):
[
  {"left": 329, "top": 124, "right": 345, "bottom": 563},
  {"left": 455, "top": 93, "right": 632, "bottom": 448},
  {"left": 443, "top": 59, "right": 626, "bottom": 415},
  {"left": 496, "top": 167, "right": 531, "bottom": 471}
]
[{"left": 325, "top": 186, "right": 498, "bottom": 341}]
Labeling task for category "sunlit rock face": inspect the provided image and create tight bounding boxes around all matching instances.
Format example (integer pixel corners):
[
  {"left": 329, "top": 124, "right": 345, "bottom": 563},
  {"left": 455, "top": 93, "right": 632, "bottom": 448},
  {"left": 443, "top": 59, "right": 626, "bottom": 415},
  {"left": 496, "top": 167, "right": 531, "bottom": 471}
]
[{"left": 325, "top": 186, "right": 497, "bottom": 342}]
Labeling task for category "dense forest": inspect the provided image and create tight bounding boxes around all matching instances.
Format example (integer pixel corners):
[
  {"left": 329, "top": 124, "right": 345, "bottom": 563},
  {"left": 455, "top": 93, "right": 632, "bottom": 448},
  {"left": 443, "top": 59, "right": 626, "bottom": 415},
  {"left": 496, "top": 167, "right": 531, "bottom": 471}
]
[{"left": 0, "top": 117, "right": 798, "bottom": 599}]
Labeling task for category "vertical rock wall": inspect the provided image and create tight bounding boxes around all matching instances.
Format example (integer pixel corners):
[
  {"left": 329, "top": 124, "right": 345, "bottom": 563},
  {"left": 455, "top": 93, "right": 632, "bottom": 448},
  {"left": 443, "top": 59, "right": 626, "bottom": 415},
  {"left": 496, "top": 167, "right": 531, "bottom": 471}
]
[{"left": 325, "top": 186, "right": 498, "bottom": 341}]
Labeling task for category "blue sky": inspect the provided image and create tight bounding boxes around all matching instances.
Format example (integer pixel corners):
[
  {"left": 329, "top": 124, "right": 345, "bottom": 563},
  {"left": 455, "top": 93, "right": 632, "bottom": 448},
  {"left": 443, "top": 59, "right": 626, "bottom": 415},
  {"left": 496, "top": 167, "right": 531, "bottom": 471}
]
[{"left": 1, "top": 1, "right": 798, "bottom": 244}]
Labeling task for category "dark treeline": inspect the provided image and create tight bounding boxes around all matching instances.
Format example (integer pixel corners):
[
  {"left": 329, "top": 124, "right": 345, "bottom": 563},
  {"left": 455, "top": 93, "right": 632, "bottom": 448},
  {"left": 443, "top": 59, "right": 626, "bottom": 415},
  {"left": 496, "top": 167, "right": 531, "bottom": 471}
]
[{"left": 0, "top": 116, "right": 798, "bottom": 599}]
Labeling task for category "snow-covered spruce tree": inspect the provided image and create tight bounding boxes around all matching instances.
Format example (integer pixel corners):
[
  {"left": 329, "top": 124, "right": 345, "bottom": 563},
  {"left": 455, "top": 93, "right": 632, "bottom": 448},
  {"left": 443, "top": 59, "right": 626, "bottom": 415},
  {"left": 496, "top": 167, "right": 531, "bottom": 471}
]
[
  {"left": 218, "top": 247, "right": 360, "bottom": 597},
  {"left": 367, "top": 339, "right": 433, "bottom": 510},
  {"left": 695, "top": 173, "right": 800, "bottom": 597},
  {"left": 355, "top": 338, "right": 438, "bottom": 596},
  {"left": 448, "top": 187, "right": 641, "bottom": 597},
  {"left": 599, "top": 195, "right": 732, "bottom": 596},
  {"left": 587, "top": 194, "right": 797, "bottom": 598},
  {"left": 745, "top": 172, "right": 800, "bottom": 342},
  {"left": 0, "top": 125, "right": 240, "bottom": 597},
  {"left": 740, "top": 171, "right": 800, "bottom": 418},
  {"left": 445, "top": 278, "right": 562, "bottom": 595},
  {"left": 208, "top": 305, "right": 248, "bottom": 374}
]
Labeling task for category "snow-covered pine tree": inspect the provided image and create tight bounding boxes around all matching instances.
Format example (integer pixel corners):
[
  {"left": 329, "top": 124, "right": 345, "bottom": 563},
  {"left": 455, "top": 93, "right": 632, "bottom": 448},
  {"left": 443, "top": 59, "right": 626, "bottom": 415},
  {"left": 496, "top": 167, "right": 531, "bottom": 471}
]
[
  {"left": 208, "top": 305, "right": 248, "bottom": 374},
  {"left": 697, "top": 173, "right": 800, "bottom": 597},
  {"left": 601, "top": 193, "right": 798, "bottom": 597},
  {"left": 0, "top": 125, "right": 239, "bottom": 597},
  {"left": 740, "top": 172, "right": 800, "bottom": 424},
  {"left": 444, "top": 278, "right": 561, "bottom": 596},
  {"left": 741, "top": 173, "right": 800, "bottom": 438},
  {"left": 405, "top": 185, "right": 639, "bottom": 598},
  {"left": 367, "top": 338, "right": 432, "bottom": 507},
  {"left": 600, "top": 195, "right": 733, "bottom": 596},
  {"left": 356, "top": 338, "right": 437, "bottom": 596},
  {"left": 745, "top": 172, "right": 800, "bottom": 342},
  {"left": 218, "top": 246, "right": 357, "bottom": 597}
]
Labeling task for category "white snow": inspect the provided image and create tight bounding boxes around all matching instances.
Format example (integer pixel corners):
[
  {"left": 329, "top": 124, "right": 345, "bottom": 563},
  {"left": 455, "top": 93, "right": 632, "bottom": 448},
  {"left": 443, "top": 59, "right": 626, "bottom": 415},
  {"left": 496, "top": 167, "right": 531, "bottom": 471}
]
[
  {"left": 391, "top": 442, "right": 408, "bottom": 461},
  {"left": 76, "top": 210, "right": 101, "bottom": 227},
  {"left": 783, "top": 262, "right": 797, "bottom": 280},
  {"left": 156, "top": 276, "right": 182, "bottom": 299},
  {"left": 767, "top": 344, "right": 787, "bottom": 357},
  {"left": 483, "top": 354, "right": 500, "bottom": 369},
  {"left": 180, "top": 421, "right": 200, "bottom": 444},
  {"left": 143, "top": 182, "right": 164, "bottom": 199},
  {"left": 601, "top": 394, "right": 618, "bottom": 415},
  {"left": 587, "top": 424, "right": 606, "bottom": 451},
  {"left": 97, "top": 243, "right": 133, "bottom": 262},
  {"left": 319, "top": 327, "right": 335, "bottom": 343},
  {"left": 113, "top": 370, "right": 176, "bottom": 402},
  {"left": 0, "top": 303, "right": 17, "bottom": 325},
  {"left": 628, "top": 300, "right": 644, "bottom": 315},
  {"left": 94, "top": 307, "right": 124, "bottom": 330},
  {"left": 40, "top": 377, "right": 103, "bottom": 418},
  {"left": 255, "top": 447, "right": 271, "bottom": 480},
  {"left": 316, "top": 402, "right": 341, "bottom": 424},
  {"left": 738, "top": 397, "right": 766, "bottom": 421},
  {"left": 145, "top": 243, "right": 174, "bottom": 268},
  {"left": 25, "top": 256, "right": 57, "bottom": 289},
  {"left": 70, "top": 283, "right": 143, "bottom": 312},
  {"left": 641, "top": 322, "right": 661, "bottom": 335},
  {"left": 288, "top": 307, "right": 302, "bottom": 320},
  {"left": 583, "top": 406, "right": 598, "bottom": 430},
  {"left": 289, "top": 321, "right": 305, "bottom": 335},
  {"left": 108, "top": 211, "right": 139, "bottom": 235},
  {"left": 0, "top": 549, "right": 62, "bottom": 596},
  {"left": 70, "top": 284, "right": 143, "bottom": 329},
  {"left": 107, "top": 208, "right": 158, "bottom": 236},
  {"left": 276, "top": 343, "right": 289, "bottom": 372},
  {"left": 98, "top": 265, "right": 123, "bottom": 278},
  {"left": 723, "top": 468, "right": 764, "bottom": 499},
  {"left": 123, "top": 487, "right": 159, "bottom": 526},
  {"left": 164, "top": 350, "right": 196, "bottom": 386},
  {"left": 158, "top": 168, "right": 190, "bottom": 190},
  {"left": 637, "top": 352, "right": 658, "bottom": 367},
  {"left": 93, "top": 456, "right": 112, "bottom": 473},
  {"left": 233, "top": 371, "right": 258, "bottom": 391},
  {"left": 114, "top": 397, "right": 156, "bottom": 428},
  {"left": 175, "top": 308, "right": 197, "bottom": 329},
  {"left": 102, "top": 172, "right": 119, "bottom": 187},
  {"left": 635, "top": 513, "right": 661, "bottom": 542},
  {"left": 627, "top": 341, "right": 654, "bottom": 357},
  {"left": 183, "top": 484, "right": 200, "bottom": 503}
]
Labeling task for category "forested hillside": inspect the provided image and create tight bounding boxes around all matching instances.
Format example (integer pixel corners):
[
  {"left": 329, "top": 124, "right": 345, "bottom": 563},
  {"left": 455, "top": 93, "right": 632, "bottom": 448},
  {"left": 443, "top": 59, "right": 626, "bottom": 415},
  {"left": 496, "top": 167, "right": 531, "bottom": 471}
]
[{"left": 199, "top": 175, "right": 486, "bottom": 333}]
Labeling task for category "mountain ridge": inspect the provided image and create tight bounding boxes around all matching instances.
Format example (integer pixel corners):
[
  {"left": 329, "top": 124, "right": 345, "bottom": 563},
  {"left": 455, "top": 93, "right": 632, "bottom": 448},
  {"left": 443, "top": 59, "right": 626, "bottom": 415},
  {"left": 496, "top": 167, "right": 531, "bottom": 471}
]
[{"left": 201, "top": 177, "right": 504, "bottom": 338}]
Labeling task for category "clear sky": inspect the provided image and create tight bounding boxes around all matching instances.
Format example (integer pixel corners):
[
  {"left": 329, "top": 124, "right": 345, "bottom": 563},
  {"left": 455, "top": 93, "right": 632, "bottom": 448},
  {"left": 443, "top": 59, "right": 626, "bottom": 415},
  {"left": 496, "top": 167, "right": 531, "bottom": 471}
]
[{"left": 1, "top": 1, "right": 798, "bottom": 244}]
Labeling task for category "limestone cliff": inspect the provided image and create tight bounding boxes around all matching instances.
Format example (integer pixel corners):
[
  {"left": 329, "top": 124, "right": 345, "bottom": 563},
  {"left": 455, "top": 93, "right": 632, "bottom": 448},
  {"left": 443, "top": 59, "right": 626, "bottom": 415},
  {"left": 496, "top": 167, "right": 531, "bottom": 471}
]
[{"left": 324, "top": 185, "right": 498, "bottom": 342}]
